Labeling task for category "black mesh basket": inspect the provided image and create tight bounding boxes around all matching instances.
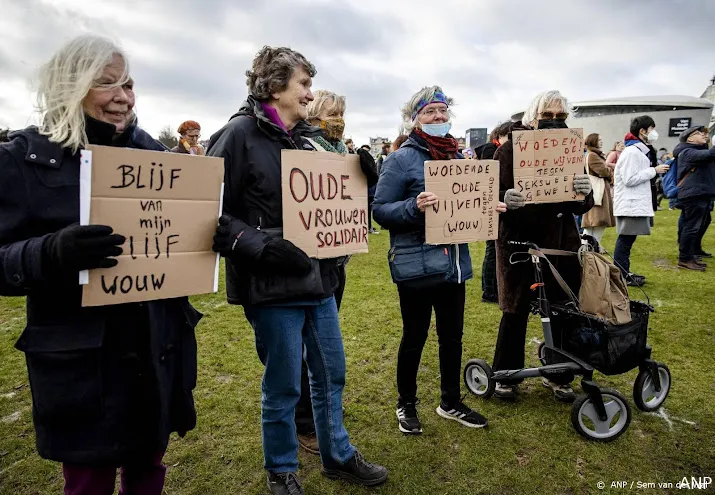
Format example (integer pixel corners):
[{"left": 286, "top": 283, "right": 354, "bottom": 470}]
[{"left": 549, "top": 301, "right": 652, "bottom": 375}]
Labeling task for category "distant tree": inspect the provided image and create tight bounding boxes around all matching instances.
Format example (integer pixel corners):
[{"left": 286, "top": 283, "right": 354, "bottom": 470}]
[
  {"left": 158, "top": 125, "right": 178, "bottom": 149},
  {"left": 0, "top": 128, "right": 10, "bottom": 143}
]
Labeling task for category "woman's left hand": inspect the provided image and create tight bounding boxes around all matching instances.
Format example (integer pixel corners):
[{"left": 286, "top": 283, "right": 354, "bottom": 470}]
[{"left": 496, "top": 201, "right": 507, "bottom": 213}]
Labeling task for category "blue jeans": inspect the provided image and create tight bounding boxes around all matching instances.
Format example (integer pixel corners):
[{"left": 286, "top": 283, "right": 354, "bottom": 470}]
[{"left": 244, "top": 298, "right": 355, "bottom": 473}]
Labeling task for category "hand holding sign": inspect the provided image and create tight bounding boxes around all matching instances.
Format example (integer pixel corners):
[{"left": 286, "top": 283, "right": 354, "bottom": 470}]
[
  {"left": 416, "top": 192, "right": 439, "bottom": 212},
  {"left": 44, "top": 224, "right": 125, "bottom": 280}
]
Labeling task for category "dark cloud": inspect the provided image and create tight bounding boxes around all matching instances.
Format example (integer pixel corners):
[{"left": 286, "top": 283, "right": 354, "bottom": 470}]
[{"left": 1, "top": 0, "right": 712, "bottom": 144}]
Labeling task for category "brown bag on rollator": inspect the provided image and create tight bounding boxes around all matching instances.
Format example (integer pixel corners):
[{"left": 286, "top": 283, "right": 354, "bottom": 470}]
[
  {"left": 533, "top": 247, "right": 632, "bottom": 325},
  {"left": 577, "top": 250, "right": 631, "bottom": 325}
]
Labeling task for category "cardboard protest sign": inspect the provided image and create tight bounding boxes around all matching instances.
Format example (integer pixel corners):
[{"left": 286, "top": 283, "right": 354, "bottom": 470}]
[
  {"left": 424, "top": 159, "right": 500, "bottom": 245},
  {"left": 512, "top": 128, "right": 586, "bottom": 204},
  {"left": 281, "top": 150, "right": 368, "bottom": 259},
  {"left": 79, "top": 145, "right": 224, "bottom": 306}
]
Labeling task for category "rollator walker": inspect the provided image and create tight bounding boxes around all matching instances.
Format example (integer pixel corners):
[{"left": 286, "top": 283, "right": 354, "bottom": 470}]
[{"left": 463, "top": 237, "right": 671, "bottom": 442}]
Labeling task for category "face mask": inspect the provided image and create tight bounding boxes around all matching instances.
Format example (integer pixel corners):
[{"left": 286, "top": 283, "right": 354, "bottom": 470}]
[
  {"left": 319, "top": 117, "right": 345, "bottom": 141},
  {"left": 537, "top": 119, "right": 568, "bottom": 130},
  {"left": 421, "top": 122, "right": 452, "bottom": 137},
  {"left": 646, "top": 130, "right": 658, "bottom": 142}
]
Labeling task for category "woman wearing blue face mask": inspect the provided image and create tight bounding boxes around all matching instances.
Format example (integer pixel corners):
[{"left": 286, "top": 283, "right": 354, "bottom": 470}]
[{"left": 373, "top": 86, "right": 506, "bottom": 436}]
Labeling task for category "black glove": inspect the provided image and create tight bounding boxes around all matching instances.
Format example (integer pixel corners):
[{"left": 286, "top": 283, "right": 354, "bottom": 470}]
[
  {"left": 260, "top": 238, "right": 313, "bottom": 276},
  {"left": 356, "top": 148, "right": 378, "bottom": 187},
  {"left": 213, "top": 215, "right": 244, "bottom": 257},
  {"left": 42, "top": 224, "right": 125, "bottom": 279}
]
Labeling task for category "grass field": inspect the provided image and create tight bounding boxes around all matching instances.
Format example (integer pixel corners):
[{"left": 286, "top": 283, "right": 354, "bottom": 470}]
[{"left": 1, "top": 209, "right": 714, "bottom": 495}]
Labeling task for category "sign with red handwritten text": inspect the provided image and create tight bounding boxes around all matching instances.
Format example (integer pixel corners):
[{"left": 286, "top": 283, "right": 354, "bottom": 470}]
[
  {"left": 512, "top": 128, "right": 585, "bottom": 204},
  {"left": 281, "top": 150, "right": 368, "bottom": 258}
]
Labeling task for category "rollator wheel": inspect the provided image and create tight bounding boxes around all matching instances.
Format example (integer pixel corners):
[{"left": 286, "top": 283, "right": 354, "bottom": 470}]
[
  {"left": 537, "top": 342, "right": 547, "bottom": 366},
  {"left": 571, "top": 388, "right": 631, "bottom": 442},
  {"left": 463, "top": 359, "right": 495, "bottom": 399},
  {"left": 633, "top": 363, "right": 671, "bottom": 412}
]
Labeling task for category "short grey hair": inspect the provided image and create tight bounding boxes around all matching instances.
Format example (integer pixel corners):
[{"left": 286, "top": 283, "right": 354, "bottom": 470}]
[
  {"left": 522, "top": 90, "right": 570, "bottom": 126},
  {"left": 36, "top": 34, "right": 130, "bottom": 153},
  {"left": 307, "top": 90, "right": 346, "bottom": 122},
  {"left": 245, "top": 46, "right": 316, "bottom": 101},
  {"left": 400, "top": 85, "right": 454, "bottom": 133}
]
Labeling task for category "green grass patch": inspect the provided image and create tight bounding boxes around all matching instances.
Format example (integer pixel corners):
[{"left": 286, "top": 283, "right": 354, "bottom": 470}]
[{"left": 1, "top": 209, "right": 714, "bottom": 494}]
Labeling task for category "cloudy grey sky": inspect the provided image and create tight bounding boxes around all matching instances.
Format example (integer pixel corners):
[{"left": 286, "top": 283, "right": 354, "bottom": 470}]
[{"left": 1, "top": 0, "right": 713, "bottom": 146}]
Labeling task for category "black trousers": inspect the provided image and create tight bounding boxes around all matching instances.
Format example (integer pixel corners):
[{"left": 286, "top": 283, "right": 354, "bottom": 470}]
[
  {"left": 614, "top": 234, "right": 638, "bottom": 276},
  {"left": 295, "top": 264, "right": 347, "bottom": 435},
  {"left": 493, "top": 311, "right": 574, "bottom": 386},
  {"left": 481, "top": 240, "right": 497, "bottom": 298},
  {"left": 396, "top": 282, "right": 465, "bottom": 406},
  {"left": 679, "top": 197, "right": 711, "bottom": 262}
]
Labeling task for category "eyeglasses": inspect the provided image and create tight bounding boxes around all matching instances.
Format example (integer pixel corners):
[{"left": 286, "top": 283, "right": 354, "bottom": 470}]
[
  {"left": 420, "top": 107, "right": 449, "bottom": 117},
  {"left": 540, "top": 112, "right": 569, "bottom": 120},
  {"left": 186, "top": 133, "right": 201, "bottom": 138}
]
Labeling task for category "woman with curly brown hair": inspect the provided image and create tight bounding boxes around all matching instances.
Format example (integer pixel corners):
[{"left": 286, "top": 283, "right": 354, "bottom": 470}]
[{"left": 208, "top": 46, "right": 387, "bottom": 495}]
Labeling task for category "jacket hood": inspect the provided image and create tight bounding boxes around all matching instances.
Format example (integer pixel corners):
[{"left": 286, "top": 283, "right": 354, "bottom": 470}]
[{"left": 673, "top": 142, "right": 707, "bottom": 158}]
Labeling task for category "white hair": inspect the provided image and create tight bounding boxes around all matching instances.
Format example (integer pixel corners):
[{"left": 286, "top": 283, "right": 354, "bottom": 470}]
[
  {"left": 401, "top": 85, "right": 454, "bottom": 133},
  {"left": 521, "top": 90, "right": 570, "bottom": 126},
  {"left": 36, "top": 34, "right": 130, "bottom": 153}
]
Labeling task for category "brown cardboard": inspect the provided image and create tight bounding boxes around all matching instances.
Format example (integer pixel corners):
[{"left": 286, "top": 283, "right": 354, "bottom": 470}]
[
  {"left": 512, "top": 128, "right": 586, "bottom": 204},
  {"left": 281, "top": 150, "right": 368, "bottom": 259},
  {"left": 81, "top": 145, "right": 223, "bottom": 306},
  {"left": 424, "top": 159, "right": 500, "bottom": 245}
]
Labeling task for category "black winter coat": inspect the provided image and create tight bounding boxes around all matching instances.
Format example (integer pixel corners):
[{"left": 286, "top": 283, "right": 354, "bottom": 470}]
[
  {"left": 207, "top": 96, "right": 341, "bottom": 306},
  {"left": 673, "top": 143, "right": 715, "bottom": 199},
  {"left": 475, "top": 142, "right": 498, "bottom": 160},
  {"left": 0, "top": 120, "right": 201, "bottom": 464},
  {"left": 495, "top": 122, "right": 594, "bottom": 314}
]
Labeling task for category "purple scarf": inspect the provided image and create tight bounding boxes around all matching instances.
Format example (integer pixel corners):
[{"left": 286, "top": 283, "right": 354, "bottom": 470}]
[{"left": 261, "top": 103, "right": 291, "bottom": 136}]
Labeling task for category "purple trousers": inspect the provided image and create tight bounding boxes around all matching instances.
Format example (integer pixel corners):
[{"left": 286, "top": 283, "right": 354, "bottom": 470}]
[{"left": 62, "top": 452, "right": 166, "bottom": 495}]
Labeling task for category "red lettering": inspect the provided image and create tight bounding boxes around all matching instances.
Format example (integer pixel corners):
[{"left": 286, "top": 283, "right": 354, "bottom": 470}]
[
  {"left": 298, "top": 211, "right": 312, "bottom": 231},
  {"left": 290, "top": 168, "right": 308, "bottom": 203},
  {"left": 340, "top": 175, "right": 352, "bottom": 200},
  {"left": 327, "top": 174, "right": 338, "bottom": 199}
]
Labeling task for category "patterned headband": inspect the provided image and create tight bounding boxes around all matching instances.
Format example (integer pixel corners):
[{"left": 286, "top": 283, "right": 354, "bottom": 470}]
[{"left": 412, "top": 91, "right": 449, "bottom": 121}]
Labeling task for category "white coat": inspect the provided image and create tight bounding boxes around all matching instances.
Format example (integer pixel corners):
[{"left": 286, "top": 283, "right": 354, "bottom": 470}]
[{"left": 613, "top": 142, "right": 656, "bottom": 217}]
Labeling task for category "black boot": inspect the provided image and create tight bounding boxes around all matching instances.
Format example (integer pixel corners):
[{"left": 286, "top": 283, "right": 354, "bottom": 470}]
[
  {"left": 322, "top": 450, "right": 388, "bottom": 486},
  {"left": 266, "top": 472, "right": 304, "bottom": 495}
]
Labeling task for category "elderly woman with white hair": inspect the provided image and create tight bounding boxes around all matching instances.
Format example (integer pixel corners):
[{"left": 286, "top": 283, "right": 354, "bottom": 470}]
[
  {"left": 0, "top": 35, "right": 201, "bottom": 494},
  {"left": 374, "top": 86, "right": 505, "bottom": 435},
  {"left": 491, "top": 90, "right": 594, "bottom": 402}
]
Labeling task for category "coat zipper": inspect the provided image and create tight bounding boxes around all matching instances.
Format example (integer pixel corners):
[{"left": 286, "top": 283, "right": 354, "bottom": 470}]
[{"left": 455, "top": 244, "right": 462, "bottom": 284}]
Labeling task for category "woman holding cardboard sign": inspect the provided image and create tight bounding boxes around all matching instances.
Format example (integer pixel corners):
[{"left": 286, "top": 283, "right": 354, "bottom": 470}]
[
  {"left": 0, "top": 35, "right": 201, "bottom": 494},
  {"left": 374, "top": 86, "right": 505, "bottom": 435},
  {"left": 208, "top": 46, "right": 387, "bottom": 494},
  {"left": 492, "top": 90, "right": 594, "bottom": 402}
]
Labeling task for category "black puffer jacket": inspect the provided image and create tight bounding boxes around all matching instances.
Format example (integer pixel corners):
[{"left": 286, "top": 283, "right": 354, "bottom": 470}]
[
  {"left": 207, "top": 96, "right": 341, "bottom": 305},
  {"left": 0, "top": 120, "right": 200, "bottom": 464}
]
